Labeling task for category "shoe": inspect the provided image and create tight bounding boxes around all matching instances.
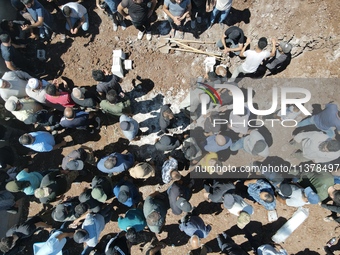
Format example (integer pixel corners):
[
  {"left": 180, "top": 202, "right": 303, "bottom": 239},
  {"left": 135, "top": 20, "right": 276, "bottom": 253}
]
[
  {"left": 146, "top": 31, "right": 152, "bottom": 41},
  {"left": 197, "top": 16, "right": 202, "bottom": 23},
  {"left": 95, "top": 117, "right": 101, "bottom": 129},
  {"left": 191, "top": 20, "right": 196, "bottom": 29},
  {"left": 60, "top": 34, "right": 66, "bottom": 43},
  {"left": 113, "top": 22, "right": 118, "bottom": 32},
  {"left": 137, "top": 30, "right": 145, "bottom": 40},
  {"left": 324, "top": 216, "right": 334, "bottom": 222},
  {"left": 121, "top": 21, "right": 127, "bottom": 30}
]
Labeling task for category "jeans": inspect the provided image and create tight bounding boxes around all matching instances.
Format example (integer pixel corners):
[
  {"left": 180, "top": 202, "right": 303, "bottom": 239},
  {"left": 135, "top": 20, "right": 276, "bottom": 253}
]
[
  {"left": 105, "top": 0, "right": 121, "bottom": 13},
  {"left": 297, "top": 116, "right": 335, "bottom": 138},
  {"left": 66, "top": 13, "right": 89, "bottom": 31},
  {"left": 209, "top": 7, "right": 231, "bottom": 25}
]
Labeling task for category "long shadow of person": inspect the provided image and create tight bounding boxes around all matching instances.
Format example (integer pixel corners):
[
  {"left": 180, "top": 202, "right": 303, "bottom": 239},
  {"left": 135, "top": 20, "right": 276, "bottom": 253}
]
[
  {"left": 226, "top": 7, "right": 251, "bottom": 25},
  {"left": 162, "top": 223, "right": 190, "bottom": 247}
]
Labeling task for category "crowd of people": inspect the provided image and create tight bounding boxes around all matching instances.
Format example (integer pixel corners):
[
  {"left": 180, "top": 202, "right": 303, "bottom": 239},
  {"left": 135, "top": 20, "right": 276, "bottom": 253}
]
[{"left": 0, "top": 0, "right": 339, "bottom": 255}]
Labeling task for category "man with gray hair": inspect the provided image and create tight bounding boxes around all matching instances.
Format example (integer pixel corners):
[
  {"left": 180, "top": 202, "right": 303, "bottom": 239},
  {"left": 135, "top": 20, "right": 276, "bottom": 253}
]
[{"left": 97, "top": 152, "right": 134, "bottom": 174}]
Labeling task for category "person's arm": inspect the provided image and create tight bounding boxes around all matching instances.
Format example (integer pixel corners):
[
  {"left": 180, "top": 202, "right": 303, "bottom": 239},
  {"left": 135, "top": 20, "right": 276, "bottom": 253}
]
[
  {"left": 118, "top": 3, "right": 130, "bottom": 20},
  {"left": 57, "top": 231, "right": 74, "bottom": 240},
  {"left": 148, "top": 0, "right": 157, "bottom": 18},
  {"left": 4, "top": 60, "right": 18, "bottom": 71},
  {"left": 21, "top": 16, "right": 44, "bottom": 30},
  {"left": 270, "top": 38, "right": 276, "bottom": 57},
  {"left": 180, "top": 2, "right": 191, "bottom": 21},
  {"left": 66, "top": 16, "right": 73, "bottom": 30},
  {"left": 163, "top": 4, "right": 176, "bottom": 21},
  {"left": 35, "top": 221, "right": 52, "bottom": 229},
  {"left": 15, "top": 70, "right": 32, "bottom": 80},
  {"left": 52, "top": 140, "right": 67, "bottom": 150},
  {"left": 73, "top": 15, "right": 86, "bottom": 33},
  {"left": 239, "top": 37, "right": 250, "bottom": 57},
  {"left": 244, "top": 179, "right": 257, "bottom": 186},
  {"left": 96, "top": 0, "right": 104, "bottom": 10}
]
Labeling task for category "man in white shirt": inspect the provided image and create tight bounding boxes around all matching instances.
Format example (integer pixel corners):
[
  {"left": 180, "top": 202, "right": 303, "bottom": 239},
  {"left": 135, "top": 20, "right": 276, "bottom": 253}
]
[
  {"left": 61, "top": 2, "right": 89, "bottom": 34},
  {"left": 230, "top": 37, "right": 276, "bottom": 82}
]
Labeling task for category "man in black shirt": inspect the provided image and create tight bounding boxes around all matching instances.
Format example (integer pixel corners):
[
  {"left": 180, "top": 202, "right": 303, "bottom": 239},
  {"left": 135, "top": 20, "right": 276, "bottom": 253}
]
[
  {"left": 0, "top": 216, "right": 51, "bottom": 254},
  {"left": 118, "top": 0, "right": 157, "bottom": 41},
  {"left": 216, "top": 26, "right": 246, "bottom": 56}
]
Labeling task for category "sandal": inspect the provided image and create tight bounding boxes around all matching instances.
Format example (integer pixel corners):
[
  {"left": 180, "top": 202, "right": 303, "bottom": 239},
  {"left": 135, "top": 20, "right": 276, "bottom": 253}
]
[{"left": 324, "top": 216, "right": 334, "bottom": 222}]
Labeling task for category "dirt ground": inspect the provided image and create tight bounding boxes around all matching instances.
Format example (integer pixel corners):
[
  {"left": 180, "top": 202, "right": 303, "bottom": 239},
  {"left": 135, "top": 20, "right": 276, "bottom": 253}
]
[{"left": 11, "top": 0, "right": 340, "bottom": 254}]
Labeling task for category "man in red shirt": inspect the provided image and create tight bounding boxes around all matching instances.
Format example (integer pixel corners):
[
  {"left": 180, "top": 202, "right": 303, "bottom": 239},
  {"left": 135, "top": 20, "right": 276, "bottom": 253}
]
[{"left": 45, "top": 83, "right": 75, "bottom": 108}]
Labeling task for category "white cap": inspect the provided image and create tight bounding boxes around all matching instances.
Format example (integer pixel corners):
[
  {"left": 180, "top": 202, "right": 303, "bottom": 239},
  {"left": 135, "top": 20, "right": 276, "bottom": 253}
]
[{"left": 27, "top": 78, "right": 39, "bottom": 89}]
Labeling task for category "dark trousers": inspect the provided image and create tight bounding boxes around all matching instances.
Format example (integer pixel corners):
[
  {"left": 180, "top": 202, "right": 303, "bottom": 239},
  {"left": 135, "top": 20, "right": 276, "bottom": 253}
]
[{"left": 132, "top": 17, "right": 151, "bottom": 32}]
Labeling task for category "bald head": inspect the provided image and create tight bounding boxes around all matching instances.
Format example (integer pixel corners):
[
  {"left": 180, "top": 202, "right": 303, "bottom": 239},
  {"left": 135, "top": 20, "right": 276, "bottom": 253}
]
[
  {"left": 215, "top": 135, "right": 226, "bottom": 146},
  {"left": 64, "top": 107, "right": 74, "bottom": 119},
  {"left": 190, "top": 235, "right": 201, "bottom": 249}
]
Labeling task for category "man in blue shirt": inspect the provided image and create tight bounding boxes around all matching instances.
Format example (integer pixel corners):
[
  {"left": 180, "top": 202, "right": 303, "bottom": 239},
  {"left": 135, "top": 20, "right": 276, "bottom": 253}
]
[
  {"left": 19, "top": 131, "right": 66, "bottom": 152},
  {"left": 118, "top": 208, "right": 146, "bottom": 232},
  {"left": 73, "top": 203, "right": 114, "bottom": 255},
  {"left": 113, "top": 179, "right": 140, "bottom": 207},
  {"left": 244, "top": 179, "right": 276, "bottom": 211},
  {"left": 20, "top": 0, "right": 56, "bottom": 40},
  {"left": 97, "top": 152, "right": 134, "bottom": 174}
]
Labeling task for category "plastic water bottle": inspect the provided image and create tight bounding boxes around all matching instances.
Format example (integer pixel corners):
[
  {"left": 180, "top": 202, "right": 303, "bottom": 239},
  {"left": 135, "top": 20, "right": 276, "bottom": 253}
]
[
  {"left": 272, "top": 207, "right": 309, "bottom": 243},
  {"left": 326, "top": 237, "right": 337, "bottom": 247}
]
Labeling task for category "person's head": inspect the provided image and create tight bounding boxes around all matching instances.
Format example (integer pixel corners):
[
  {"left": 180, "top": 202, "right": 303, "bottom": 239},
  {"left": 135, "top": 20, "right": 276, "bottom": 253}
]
[
  {"left": 278, "top": 41, "right": 292, "bottom": 54},
  {"left": 215, "top": 135, "right": 227, "bottom": 146},
  {"left": 257, "top": 37, "right": 268, "bottom": 50},
  {"left": 330, "top": 189, "right": 340, "bottom": 205},
  {"left": 5, "top": 96, "right": 22, "bottom": 111},
  {"left": 228, "top": 30, "right": 241, "bottom": 40},
  {"left": 260, "top": 191, "right": 274, "bottom": 203},
  {"left": 189, "top": 235, "right": 201, "bottom": 250},
  {"left": 251, "top": 140, "right": 267, "bottom": 155},
  {"left": 27, "top": 78, "right": 42, "bottom": 90},
  {"left": 21, "top": 0, "right": 34, "bottom": 8},
  {"left": 104, "top": 155, "right": 117, "bottom": 169},
  {"left": 45, "top": 84, "right": 57, "bottom": 96},
  {"left": 34, "top": 187, "right": 52, "bottom": 199},
  {"left": 0, "top": 20, "right": 11, "bottom": 32},
  {"left": 106, "top": 89, "right": 118, "bottom": 104},
  {"left": 132, "top": 0, "right": 143, "bottom": 4},
  {"left": 92, "top": 70, "right": 105, "bottom": 81},
  {"left": 237, "top": 211, "right": 251, "bottom": 229},
  {"left": 125, "top": 228, "right": 137, "bottom": 243},
  {"left": 75, "top": 203, "right": 89, "bottom": 217},
  {"left": 319, "top": 140, "right": 340, "bottom": 152},
  {"left": 176, "top": 197, "right": 192, "bottom": 212},
  {"left": 146, "top": 210, "right": 161, "bottom": 226},
  {"left": 64, "top": 107, "right": 75, "bottom": 119},
  {"left": 0, "top": 236, "right": 18, "bottom": 253},
  {"left": 279, "top": 183, "right": 292, "bottom": 197},
  {"left": 91, "top": 187, "right": 107, "bottom": 202},
  {"left": 73, "top": 229, "right": 90, "bottom": 243},
  {"left": 170, "top": 170, "right": 182, "bottom": 181},
  {"left": 120, "top": 121, "right": 133, "bottom": 131},
  {"left": 72, "top": 87, "right": 85, "bottom": 100},
  {"left": 163, "top": 108, "right": 174, "bottom": 120},
  {"left": 223, "top": 194, "right": 235, "bottom": 209},
  {"left": 6, "top": 180, "right": 30, "bottom": 192},
  {"left": 118, "top": 185, "right": 130, "bottom": 203},
  {"left": 0, "top": 79, "right": 11, "bottom": 89},
  {"left": 0, "top": 33, "right": 11, "bottom": 43},
  {"left": 19, "top": 133, "right": 34, "bottom": 145},
  {"left": 62, "top": 6, "right": 72, "bottom": 17}
]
